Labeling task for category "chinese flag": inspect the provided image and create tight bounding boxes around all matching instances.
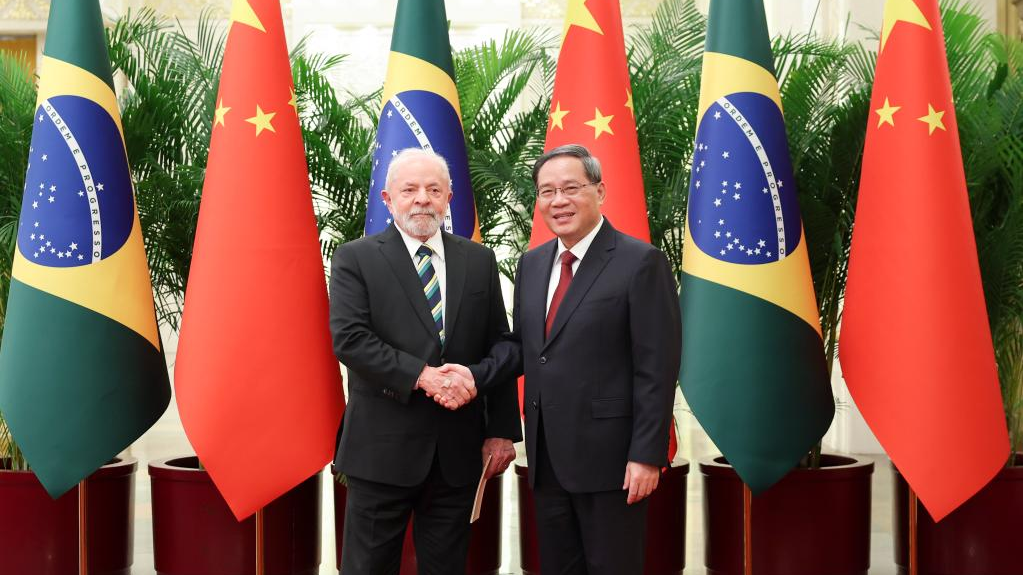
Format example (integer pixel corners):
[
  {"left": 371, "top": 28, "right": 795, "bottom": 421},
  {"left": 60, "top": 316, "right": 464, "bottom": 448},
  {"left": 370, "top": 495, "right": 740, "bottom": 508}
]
[
  {"left": 528, "top": 0, "right": 676, "bottom": 462},
  {"left": 174, "top": 0, "right": 345, "bottom": 520},
  {"left": 528, "top": 0, "right": 649, "bottom": 247},
  {"left": 840, "top": 0, "right": 1008, "bottom": 521}
]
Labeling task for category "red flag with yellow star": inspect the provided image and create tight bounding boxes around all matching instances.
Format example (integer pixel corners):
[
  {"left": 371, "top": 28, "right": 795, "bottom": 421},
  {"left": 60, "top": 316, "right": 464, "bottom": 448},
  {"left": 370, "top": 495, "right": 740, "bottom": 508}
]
[
  {"left": 840, "top": 0, "right": 1008, "bottom": 521},
  {"left": 174, "top": 0, "right": 344, "bottom": 520},
  {"left": 529, "top": 0, "right": 648, "bottom": 247}
]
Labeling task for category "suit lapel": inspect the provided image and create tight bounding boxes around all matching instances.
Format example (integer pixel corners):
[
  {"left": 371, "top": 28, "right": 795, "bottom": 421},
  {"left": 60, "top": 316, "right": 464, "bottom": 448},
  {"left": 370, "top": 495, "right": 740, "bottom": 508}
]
[
  {"left": 542, "top": 221, "right": 617, "bottom": 351},
  {"left": 377, "top": 226, "right": 439, "bottom": 344},
  {"left": 441, "top": 233, "right": 466, "bottom": 351}
]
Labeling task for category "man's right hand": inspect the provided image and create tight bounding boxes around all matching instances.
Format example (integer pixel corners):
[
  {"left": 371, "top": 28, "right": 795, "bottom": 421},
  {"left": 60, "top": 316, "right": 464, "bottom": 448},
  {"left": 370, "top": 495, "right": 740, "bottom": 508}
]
[{"left": 418, "top": 365, "right": 476, "bottom": 410}]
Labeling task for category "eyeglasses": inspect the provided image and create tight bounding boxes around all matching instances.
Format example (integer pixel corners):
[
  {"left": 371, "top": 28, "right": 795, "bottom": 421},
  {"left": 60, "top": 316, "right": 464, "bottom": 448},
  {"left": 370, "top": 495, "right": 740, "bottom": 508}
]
[{"left": 536, "top": 181, "right": 600, "bottom": 201}]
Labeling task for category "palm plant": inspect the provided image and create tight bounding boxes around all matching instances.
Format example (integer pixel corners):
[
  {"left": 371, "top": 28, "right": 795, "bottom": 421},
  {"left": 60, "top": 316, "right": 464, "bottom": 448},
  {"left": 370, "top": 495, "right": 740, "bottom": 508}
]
[
  {"left": 107, "top": 9, "right": 375, "bottom": 329},
  {"left": 945, "top": 8, "right": 1023, "bottom": 458},
  {"left": 628, "top": 0, "right": 867, "bottom": 395},
  {"left": 455, "top": 29, "right": 556, "bottom": 278},
  {"left": 0, "top": 51, "right": 35, "bottom": 470}
]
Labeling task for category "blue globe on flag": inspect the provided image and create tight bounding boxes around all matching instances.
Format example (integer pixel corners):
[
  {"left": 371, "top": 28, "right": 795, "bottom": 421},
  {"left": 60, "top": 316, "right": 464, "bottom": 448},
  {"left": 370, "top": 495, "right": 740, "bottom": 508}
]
[
  {"left": 18, "top": 95, "right": 134, "bottom": 268},
  {"left": 687, "top": 92, "right": 802, "bottom": 266}
]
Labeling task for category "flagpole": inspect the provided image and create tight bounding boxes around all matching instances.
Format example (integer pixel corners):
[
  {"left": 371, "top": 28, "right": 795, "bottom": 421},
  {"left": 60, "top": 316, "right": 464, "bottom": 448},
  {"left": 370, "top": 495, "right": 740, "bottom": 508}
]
[
  {"left": 908, "top": 488, "right": 919, "bottom": 575},
  {"left": 743, "top": 483, "right": 752, "bottom": 575},
  {"left": 256, "top": 507, "right": 266, "bottom": 575},
  {"left": 78, "top": 478, "right": 88, "bottom": 575}
]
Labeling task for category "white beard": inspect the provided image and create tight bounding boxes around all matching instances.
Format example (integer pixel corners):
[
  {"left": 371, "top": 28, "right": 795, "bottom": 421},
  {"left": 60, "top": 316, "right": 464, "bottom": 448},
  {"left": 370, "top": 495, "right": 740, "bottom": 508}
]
[{"left": 394, "top": 207, "right": 442, "bottom": 239}]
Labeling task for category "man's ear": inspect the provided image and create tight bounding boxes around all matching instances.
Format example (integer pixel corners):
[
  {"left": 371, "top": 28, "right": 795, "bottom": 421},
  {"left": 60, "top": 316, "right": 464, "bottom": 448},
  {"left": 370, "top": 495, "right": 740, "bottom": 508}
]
[{"left": 381, "top": 189, "right": 393, "bottom": 211}]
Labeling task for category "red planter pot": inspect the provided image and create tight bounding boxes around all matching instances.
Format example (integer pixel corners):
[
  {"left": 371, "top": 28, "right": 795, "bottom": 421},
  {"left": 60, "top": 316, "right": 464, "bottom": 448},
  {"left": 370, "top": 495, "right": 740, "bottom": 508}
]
[
  {"left": 893, "top": 454, "right": 1023, "bottom": 575},
  {"left": 0, "top": 457, "right": 136, "bottom": 575},
  {"left": 149, "top": 456, "right": 321, "bottom": 575},
  {"left": 515, "top": 461, "right": 690, "bottom": 575},
  {"left": 701, "top": 454, "right": 874, "bottom": 575},
  {"left": 332, "top": 471, "right": 505, "bottom": 574}
]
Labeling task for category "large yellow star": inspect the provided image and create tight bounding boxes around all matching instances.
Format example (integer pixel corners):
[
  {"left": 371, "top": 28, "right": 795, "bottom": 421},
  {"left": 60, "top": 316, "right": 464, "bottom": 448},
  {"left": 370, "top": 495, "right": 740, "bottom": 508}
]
[
  {"left": 875, "top": 97, "right": 900, "bottom": 128},
  {"left": 288, "top": 88, "right": 299, "bottom": 115},
  {"left": 214, "top": 99, "right": 231, "bottom": 128},
  {"left": 245, "top": 105, "right": 277, "bottom": 136},
  {"left": 550, "top": 101, "right": 570, "bottom": 130},
  {"left": 231, "top": 0, "right": 266, "bottom": 33},
  {"left": 562, "top": 0, "right": 604, "bottom": 45},
  {"left": 583, "top": 108, "right": 614, "bottom": 139},
  {"left": 917, "top": 104, "right": 946, "bottom": 135},
  {"left": 880, "top": 0, "right": 931, "bottom": 52},
  {"left": 625, "top": 89, "right": 634, "bottom": 118}
]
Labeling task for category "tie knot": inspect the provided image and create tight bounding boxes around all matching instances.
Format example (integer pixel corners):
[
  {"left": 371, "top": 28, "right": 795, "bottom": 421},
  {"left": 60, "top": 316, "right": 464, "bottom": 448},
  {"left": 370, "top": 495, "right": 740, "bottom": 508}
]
[
  {"left": 416, "top": 244, "right": 433, "bottom": 258},
  {"left": 560, "top": 251, "right": 577, "bottom": 266}
]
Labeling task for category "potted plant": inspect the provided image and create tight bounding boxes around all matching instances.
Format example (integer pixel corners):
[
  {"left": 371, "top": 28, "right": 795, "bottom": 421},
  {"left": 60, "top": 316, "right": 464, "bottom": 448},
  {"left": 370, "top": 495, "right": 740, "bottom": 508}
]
[
  {"left": 640, "top": 0, "right": 878, "bottom": 572},
  {"left": 890, "top": 6, "right": 1023, "bottom": 574},
  {"left": 0, "top": 48, "right": 140, "bottom": 575},
  {"left": 105, "top": 10, "right": 351, "bottom": 574}
]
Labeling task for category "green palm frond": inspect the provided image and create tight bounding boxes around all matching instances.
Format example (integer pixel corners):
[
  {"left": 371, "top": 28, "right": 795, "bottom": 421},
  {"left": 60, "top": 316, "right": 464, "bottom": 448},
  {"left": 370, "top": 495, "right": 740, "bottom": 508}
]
[
  {"left": 629, "top": 0, "right": 707, "bottom": 271},
  {"left": 454, "top": 28, "right": 556, "bottom": 275}
]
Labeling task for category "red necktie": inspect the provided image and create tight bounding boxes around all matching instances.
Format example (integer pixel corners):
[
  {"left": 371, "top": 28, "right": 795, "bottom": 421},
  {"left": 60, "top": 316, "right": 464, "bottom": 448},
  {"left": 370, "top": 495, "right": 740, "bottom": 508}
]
[{"left": 546, "top": 251, "right": 578, "bottom": 338}]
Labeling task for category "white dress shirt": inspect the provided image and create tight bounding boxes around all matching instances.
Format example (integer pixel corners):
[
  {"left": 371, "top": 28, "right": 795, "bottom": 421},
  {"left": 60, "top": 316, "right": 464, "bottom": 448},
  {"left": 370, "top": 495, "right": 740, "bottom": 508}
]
[
  {"left": 546, "top": 216, "right": 605, "bottom": 314},
  {"left": 396, "top": 224, "right": 447, "bottom": 326}
]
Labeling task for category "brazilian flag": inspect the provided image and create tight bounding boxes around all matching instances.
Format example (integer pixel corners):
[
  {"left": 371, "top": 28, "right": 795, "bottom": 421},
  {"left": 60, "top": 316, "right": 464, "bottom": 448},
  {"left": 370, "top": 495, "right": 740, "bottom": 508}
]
[
  {"left": 364, "top": 0, "right": 480, "bottom": 240},
  {"left": 0, "top": 0, "right": 169, "bottom": 497},
  {"left": 679, "top": 0, "right": 834, "bottom": 492}
]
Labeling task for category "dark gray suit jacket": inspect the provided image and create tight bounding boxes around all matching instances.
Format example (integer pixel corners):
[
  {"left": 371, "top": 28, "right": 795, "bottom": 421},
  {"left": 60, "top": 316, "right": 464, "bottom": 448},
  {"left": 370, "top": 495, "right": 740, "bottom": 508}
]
[
  {"left": 329, "top": 224, "right": 521, "bottom": 488},
  {"left": 470, "top": 219, "right": 681, "bottom": 492}
]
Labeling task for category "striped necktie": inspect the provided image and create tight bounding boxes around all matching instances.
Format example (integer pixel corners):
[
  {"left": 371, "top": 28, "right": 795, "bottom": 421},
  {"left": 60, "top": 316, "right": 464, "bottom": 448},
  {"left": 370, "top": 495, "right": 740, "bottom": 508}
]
[{"left": 415, "top": 244, "right": 444, "bottom": 344}]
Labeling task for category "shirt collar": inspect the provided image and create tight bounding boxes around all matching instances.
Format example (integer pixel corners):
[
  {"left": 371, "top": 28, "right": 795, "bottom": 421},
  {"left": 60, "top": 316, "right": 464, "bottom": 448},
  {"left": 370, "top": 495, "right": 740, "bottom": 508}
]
[
  {"left": 556, "top": 216, "right": 604, "bottom": 264},
  {"left": 395, "top": 223, "right": 445, "bottom": 262}
]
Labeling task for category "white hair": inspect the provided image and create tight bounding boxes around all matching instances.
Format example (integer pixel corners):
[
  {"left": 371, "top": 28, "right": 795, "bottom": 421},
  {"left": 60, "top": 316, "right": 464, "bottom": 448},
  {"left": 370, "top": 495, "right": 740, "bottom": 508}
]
[{"left": 384, "top": 147, "right": 452, "bottom": 191}]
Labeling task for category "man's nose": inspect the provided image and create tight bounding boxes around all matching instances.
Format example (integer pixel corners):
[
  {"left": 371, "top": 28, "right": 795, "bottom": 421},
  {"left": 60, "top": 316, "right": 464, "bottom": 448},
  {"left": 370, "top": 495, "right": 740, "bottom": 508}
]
[{"left": 413, "top": 187, "right": 431, "bottom": 203}]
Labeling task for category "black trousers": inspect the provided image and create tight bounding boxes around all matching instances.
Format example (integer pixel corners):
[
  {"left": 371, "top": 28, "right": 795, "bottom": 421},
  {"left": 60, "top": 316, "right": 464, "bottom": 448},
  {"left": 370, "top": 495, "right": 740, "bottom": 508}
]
[
  {"left": 533, "top": 418, "right": 649, "bottom": 575},
  {"left": 340, "top": 452, "right": 475, "bottom": 575}
]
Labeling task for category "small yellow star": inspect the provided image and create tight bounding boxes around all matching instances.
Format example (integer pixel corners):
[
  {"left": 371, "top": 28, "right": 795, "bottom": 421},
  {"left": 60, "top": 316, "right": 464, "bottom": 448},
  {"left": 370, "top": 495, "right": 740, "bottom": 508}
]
[
  {"left": 550, "top": 101, "right": 570, "bottom": 131},
  {"left": 214, "top": 99, "right": 231, "bottom": 128},
  {"left": 245, "top": 105, "right": 277, "bottom": 136},
  {"left": 288, "top": 88, "right": 299, "bottom": 115},
  {"left": 880, "top": 0, "right": 931, "bottom": 52},
  {"left": 917, "top": 104, "right": 946, "bottom": 135},
  {"left": 562, "top": 0, "right": 604, "bottom": 44},
  {"left": 231, "top": 0, "right": 266, "bottom": 32},
  {"left": 625, "top": 89, "right": 634, "bottom": 118},
  {"left": 583, "top": 108, "right": 614, "bottom": 139},
  {"left": 875, "top": 97, "right": 900, "bottom": 128}
]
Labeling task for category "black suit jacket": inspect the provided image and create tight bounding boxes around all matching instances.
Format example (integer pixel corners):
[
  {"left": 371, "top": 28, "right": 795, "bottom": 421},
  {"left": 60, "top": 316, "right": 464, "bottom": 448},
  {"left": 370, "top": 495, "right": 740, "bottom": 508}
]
[
  {"left": 470, "top": 220, "right": 681, "bottom": 492},
  {"left": 329, "top": 224, "right": 521, "bottom": 488}
]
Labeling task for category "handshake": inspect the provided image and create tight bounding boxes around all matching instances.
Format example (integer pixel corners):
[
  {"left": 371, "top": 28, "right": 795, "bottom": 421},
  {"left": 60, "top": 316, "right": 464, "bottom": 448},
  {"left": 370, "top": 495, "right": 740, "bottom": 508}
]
[{"left": 417, "top": 363, "right": 476, "bottom": 410}]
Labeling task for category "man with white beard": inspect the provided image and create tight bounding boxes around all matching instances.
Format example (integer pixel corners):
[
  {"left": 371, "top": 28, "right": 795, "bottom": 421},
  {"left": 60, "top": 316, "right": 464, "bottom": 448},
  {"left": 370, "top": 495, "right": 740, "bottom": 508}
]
[{"left": 328, "top": 148, "right": 520, "bottom": 574}]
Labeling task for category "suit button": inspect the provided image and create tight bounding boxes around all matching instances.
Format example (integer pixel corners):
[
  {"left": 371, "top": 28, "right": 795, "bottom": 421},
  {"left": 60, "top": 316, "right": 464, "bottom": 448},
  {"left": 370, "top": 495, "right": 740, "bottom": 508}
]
[
  {"left": 539, "top": 356, "right": 547, "bottom": 364},
  {"left": 531, "top": 401, "right": 538, "bottom": 410}
]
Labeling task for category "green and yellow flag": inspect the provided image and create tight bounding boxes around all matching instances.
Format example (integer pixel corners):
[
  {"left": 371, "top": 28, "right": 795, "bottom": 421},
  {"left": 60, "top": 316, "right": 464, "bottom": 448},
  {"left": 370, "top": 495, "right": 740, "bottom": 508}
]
[
  {"left": 0, "top": 0, "right": 169, "bottom": 497},
  {"left": 364, "top": 0, "right": 479, "bottom": 240},
  {"left": 679, "top": 0, "right": 834, "bottom": 492}
]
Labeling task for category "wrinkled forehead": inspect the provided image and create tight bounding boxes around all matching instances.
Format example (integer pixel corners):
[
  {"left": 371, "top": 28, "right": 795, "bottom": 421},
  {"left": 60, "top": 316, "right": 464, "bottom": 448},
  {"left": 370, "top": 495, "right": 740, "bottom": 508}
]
[{"left": 390, "top": 160, "right": 450, "bottom": 190}]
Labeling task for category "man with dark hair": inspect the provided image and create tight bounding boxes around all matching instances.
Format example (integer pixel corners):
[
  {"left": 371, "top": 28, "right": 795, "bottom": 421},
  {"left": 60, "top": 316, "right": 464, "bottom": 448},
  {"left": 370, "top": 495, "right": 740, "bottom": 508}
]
[
  {"left": 330, "top": 148, "right": 520, "bottom": 575},
  {"left": 444, "top": 144, "right": 682, "bottom": 574}
]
